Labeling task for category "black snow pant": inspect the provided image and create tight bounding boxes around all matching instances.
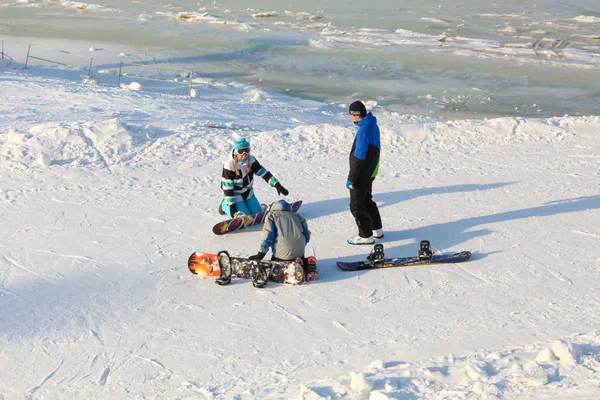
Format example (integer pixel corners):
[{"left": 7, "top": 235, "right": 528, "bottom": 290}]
[{"left": 349, "top": 178, "right": 382, "bottom": 238}]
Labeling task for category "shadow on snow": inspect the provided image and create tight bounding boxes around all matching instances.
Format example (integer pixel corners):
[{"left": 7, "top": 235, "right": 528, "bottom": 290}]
[{"left": 316, "top": 193, "right": 600, "bottom": 282}]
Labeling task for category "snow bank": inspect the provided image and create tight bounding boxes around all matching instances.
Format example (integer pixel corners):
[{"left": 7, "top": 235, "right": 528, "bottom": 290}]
[{"left": 303, "top": 333, "right": 600, "bottom": 399}]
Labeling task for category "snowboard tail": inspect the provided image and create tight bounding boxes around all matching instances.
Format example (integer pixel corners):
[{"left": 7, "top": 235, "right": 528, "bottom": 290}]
[
  {"left": 188, "top": 252, "right": 221, "bottom": 276},
  {"left": 212, "top": 200, "right": 302, "bottom": 235},
  {"left": 337, "top": 241, "right": 471, "bottom": 271}
]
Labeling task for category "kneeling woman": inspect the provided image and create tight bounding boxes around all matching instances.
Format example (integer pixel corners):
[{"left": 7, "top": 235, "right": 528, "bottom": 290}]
[{"left": 220, "top": 137, "right": 288, "bottom": 218}]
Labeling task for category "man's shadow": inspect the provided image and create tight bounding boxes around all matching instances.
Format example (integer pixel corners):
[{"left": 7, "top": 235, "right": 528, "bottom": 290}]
[
  {"left": 303, "top": 182, "right": 515, "bottom": 284},
  {"left": 301, "top": 182, "right": 516, "bottom": 219},
  {"left": 316, "top": 194, "right": 600, "bottom": 283}
]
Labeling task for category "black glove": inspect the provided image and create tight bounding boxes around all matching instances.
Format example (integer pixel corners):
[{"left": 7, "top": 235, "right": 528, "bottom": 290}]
[
  {"left": 229, "top": 203, "right": 238, "bottom": 218},
  {"left": 275, "top": 182, "right": 289, "bottom": 196},
  {"left": 248, "top": 251, "right": 266, "bottom": 261}
]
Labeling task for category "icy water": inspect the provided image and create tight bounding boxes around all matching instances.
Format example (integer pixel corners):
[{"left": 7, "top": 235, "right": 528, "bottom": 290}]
[{"left": 1, "top": 0, "right": 600, "bottom": 120}]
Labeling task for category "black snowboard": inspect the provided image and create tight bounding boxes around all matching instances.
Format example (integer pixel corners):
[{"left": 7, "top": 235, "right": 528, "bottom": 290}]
[{"left": 337, "top": 241, "right": 471, "bottom": 271}]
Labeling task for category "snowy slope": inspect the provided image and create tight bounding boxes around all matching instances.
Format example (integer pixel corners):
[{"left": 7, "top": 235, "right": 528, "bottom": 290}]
[{"left": 1, "top": 60, "right": 600, "bottom": 399}]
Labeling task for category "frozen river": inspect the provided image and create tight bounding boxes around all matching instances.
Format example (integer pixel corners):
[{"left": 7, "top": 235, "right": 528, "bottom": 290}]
[{"left": 2, "top": 0, "right": 599, "bottom": 119}]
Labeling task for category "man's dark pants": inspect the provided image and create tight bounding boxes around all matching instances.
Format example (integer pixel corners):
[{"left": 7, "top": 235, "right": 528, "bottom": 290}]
[{"left": 349, "top": 178, "right": 382, "bottom": 238}]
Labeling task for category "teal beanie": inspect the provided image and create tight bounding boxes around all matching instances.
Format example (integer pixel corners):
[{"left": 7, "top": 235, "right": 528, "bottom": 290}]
[{"left": 234, "top": 137, "right": 250, "bottom": 150}]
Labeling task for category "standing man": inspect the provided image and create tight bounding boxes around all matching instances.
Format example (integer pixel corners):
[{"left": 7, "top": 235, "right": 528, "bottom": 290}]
[{"left": 346, "top": 101, "right": 384, "bottom": 245}]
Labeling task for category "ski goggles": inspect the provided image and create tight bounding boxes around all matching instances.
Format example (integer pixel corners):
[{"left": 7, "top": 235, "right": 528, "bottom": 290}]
[{"left": 236, "top": 147, "right": 250, "bottom": 155}]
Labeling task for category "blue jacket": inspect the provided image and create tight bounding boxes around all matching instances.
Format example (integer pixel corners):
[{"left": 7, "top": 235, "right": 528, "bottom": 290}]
[{"left": 348, "top": 112, "right": 380, "bottom": 186}]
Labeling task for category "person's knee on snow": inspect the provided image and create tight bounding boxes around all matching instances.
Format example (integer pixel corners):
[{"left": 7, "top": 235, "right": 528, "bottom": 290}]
[{"left": 252, "top": 199, "right": 311, "bottom": 262}]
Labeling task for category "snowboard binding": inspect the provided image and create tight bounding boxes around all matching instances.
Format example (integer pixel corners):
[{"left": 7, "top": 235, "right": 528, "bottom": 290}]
[
  {"left": 253, "top": 261, "right": 272, "bottom": 288},
  {"left": 215, "top": 250, "right": 232, "bottom": 285},
  {"left": 367, "top": 244, "right": 385, "bottom": 266},
  {"left": 418, "top": 240, "right": 433, "bottom": 261},
  {"left": 304, "top": 256, "right": 318, "bottom": 281}
]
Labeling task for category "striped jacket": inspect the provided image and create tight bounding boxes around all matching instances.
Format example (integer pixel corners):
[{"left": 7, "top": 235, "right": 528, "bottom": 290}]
[{"left": 221, "top": 151, "right": 278, "bottom": 205}]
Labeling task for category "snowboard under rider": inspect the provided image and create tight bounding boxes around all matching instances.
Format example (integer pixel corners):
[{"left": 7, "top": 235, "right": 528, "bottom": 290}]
[
  {"left": 248, "top": 200, "right": 317, "bottom": 279},
  {"left": 346, "top": 101, "right": 384, "bottom": 245},
  {"left": 219, "top": 137, "right": 289, "bottom": 218}
]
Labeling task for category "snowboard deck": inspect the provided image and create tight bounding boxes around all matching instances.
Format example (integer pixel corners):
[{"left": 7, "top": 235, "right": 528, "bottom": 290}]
[
  {"left": 337, "top": 245, "right": 471, "bottom": 271},
  {"left": 212, "top": 200, "right": 302, "bottom": 235},
  {"left": 188, "top": 252, "right": 305, "bottom": 284}
]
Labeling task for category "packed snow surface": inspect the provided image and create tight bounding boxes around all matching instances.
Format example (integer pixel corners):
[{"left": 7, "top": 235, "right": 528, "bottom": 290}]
[{"left": 1, "top": 46, "right": 600, "bottom": 399}]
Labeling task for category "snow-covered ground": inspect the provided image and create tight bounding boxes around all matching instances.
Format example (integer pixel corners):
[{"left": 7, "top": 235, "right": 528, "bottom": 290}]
[{"left": 1, "top": 45, "right": 600, "bottom": 399}]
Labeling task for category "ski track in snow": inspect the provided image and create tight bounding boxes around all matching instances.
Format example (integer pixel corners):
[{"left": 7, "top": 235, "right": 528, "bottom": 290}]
[
  {"left": 1, "top": 53, "right": 600, "bottom": 399},
  {"left": 26, "top": 360, "right": 65, "bottom": 398},
  {"left": 573, "top": 229, "right": 600, "bottom": 239},
  {"left": 269, "top": 301, "right": 306, "bottom": 323},
  {"left": 4, "top": 255, "right": 51, "bottom": 283},
  {"left": 333, "top": 321, "right": 352, "bottom": 334}
]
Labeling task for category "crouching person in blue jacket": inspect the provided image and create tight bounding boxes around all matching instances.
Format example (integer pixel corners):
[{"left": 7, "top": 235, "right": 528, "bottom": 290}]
[{"left": 248, "top": 200, "right": 317, "bottom": 281}]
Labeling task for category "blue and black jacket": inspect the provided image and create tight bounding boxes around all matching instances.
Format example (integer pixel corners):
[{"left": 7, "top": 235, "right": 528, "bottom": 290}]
[{"left": 348, "top": 112, "right": 380, "bottom": 186}]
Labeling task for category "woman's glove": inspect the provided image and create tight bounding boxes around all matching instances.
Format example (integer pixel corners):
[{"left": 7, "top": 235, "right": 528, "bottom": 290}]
[
  {"left": 229, "top": 203, "right": 238, "bottom": 218},
  {"left": 275, "top": 182, "right": 289, "bottom": 196}
]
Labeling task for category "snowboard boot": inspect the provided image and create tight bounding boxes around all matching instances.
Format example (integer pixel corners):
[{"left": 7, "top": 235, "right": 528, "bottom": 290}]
[
  {"left": 373, "top": 228, "right": 384, "bottom": 239},
  {"left": 215, "top": 251, "right": 232, "bottom": 285},
  {"left": 418, "top": 240, "right": 433, "bottom": 261},
  {"left": 233, "top": 211, "right": 246, "bottom": 219},
  {"left": 367, "top": 244, "right": 385, "bottom": 266},
  {"left": 304, "top": 256, "right": 318, "bottom": 281},
  {"left": 347, "top": 235, "right": 375, "bottom": 245},
  {"left": 253, "top": 261, "right": 272, "bottom": 288}
]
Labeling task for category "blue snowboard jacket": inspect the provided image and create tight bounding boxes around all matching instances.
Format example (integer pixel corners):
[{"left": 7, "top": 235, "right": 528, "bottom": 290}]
[{"left": 348, "top": 112, "right": 381, "bottom": 186}]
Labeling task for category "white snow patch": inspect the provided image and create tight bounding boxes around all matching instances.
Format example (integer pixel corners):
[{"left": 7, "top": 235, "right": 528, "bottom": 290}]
[
  {"left": 551, "top": 340, "right": 583, "bottom": 366},
  {"left": 350, "top": 372, "right": 373, "bottom": 393},
  {"left": 535, "top": 348, "right": 556, "bottom": 364},
  {"left": 573, "top": 15, "right": 600, "bottom": 23},
  {"left": 120, "top": 81, "right": 142, "bottom": 90},
  {"left": 511, "top": 361, "right": 549, "bottom": 387},
  {"left": 369, "top": 390, "right": 391, "bottom": 400},
  {"left": 252, "top": 11, "right": 279, "bottom": 18}
]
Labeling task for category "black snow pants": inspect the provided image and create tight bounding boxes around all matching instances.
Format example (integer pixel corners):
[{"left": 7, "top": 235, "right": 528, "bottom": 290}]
[{"left": 349, "top": 178, "right": 382, "bottom": 238}]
